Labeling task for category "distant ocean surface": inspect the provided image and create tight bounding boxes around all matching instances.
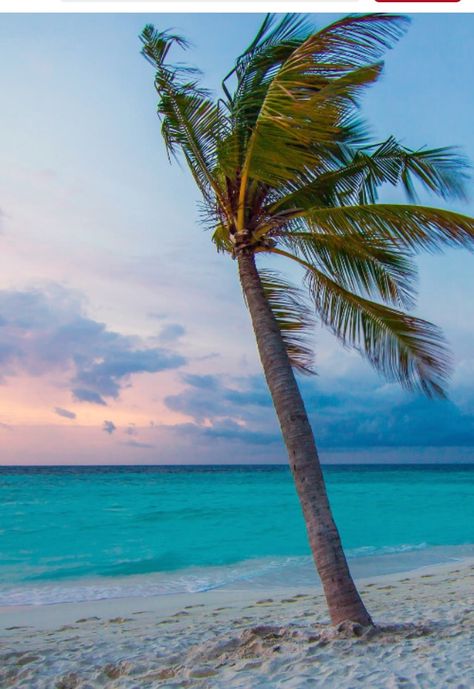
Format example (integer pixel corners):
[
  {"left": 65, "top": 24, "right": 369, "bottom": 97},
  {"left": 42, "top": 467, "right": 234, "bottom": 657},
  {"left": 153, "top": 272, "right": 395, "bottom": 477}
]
[{"left": 1, "top": 464, "right": 473, "bottom": 606}]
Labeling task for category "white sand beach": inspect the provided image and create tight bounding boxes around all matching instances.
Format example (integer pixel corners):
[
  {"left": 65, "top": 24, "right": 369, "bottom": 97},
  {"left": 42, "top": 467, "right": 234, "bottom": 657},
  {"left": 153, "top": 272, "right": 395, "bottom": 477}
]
[{"left": 1, "top": 558, "right": 473, "bottom": 689}]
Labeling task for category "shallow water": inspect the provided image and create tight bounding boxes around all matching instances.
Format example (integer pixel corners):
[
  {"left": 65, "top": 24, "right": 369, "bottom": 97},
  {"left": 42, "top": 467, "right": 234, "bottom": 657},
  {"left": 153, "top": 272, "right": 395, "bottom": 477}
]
[{"left": 1, "top": 464, "right": 473, "bottom": 605}]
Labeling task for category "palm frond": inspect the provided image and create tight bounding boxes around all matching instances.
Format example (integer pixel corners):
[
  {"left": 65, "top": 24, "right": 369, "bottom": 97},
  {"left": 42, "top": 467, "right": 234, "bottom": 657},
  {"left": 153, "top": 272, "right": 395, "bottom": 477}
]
[
  {"left": 141, "top": 24, "right": 192, "bottom": 68},
  {"left": 218, "top": 15, "right": 314, "bottom": 178},
  {"left": 240, "top": 63, "right": 383, "bottom": 190},
  {"left": 268, "top": 249, "right": 450, "bottom": 396},
  {"left": 232, "top": 13, "right": 407, "bottom": 108},
  {"left": 270, "top": 137, "right": 470, "bottom": 212},
  {"left": 212, "top": 223, "right": 233, "bottom": 253},
  {"left": 140, "top": 25, "right": 228, "bottom": 209},
  {"left": 398, "top": 146, "right": 470, "bottom": 202},
  {"left": 235, "top": 14, "right": 408, "bottom": 228},
  {"left": 258, "top": 269, "right": 315, "bottom": 374},
  {"left": 277, "top": 231, "right": 417, "bottom": 308},
  {"left": 298, "top": 204, "right": 474, "bottom": 253},
  {"left": 297, "top": 13, "right": 409, "bottom": 68},
  {"left": 231, "top": 13, "right": 313, "bottom": 93},
  {"left": 307, "top": 269, "right": 451, "bottom": 398}
]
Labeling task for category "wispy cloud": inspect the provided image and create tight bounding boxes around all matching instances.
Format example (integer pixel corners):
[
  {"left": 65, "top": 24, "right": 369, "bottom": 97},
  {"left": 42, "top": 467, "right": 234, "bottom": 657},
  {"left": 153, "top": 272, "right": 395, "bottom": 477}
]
[
  {"left": 122, "top": 439, "right": 154, "bottom": 449},
  {"left": 53, "top": 407, "right": 76, "bottom": 420}
]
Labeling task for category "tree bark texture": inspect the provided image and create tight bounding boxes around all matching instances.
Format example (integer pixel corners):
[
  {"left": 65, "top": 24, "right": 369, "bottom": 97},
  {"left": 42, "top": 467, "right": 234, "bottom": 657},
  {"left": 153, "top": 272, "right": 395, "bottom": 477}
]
[{"left": 237, "top": 249, "right": 373, "bottom": 627}]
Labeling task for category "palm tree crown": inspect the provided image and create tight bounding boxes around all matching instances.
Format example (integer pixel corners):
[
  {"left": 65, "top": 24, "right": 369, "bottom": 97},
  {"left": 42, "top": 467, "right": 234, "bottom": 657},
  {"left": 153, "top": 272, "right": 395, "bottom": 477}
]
[{"left": 140, "top": 12, "right": 474, "bottom": 400}]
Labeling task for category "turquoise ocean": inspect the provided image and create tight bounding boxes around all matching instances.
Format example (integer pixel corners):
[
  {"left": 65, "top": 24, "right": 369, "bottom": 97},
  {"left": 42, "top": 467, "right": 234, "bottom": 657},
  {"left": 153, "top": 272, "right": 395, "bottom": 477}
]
[{"left": 1, "top": 464, "right": 473, "bottom": 606}]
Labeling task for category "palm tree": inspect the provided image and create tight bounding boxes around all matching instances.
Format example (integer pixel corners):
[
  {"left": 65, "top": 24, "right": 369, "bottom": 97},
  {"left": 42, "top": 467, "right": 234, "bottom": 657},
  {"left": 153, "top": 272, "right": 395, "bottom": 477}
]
[{"left": 140, "top": 13, "right": 474, "bottom": 627}]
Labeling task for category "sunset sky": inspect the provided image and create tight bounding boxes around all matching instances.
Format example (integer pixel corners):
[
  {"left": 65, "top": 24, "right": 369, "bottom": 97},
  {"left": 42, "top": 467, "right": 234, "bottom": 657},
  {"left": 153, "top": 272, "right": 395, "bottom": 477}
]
[{"left": 1, "top": 12, "right": 474, "bottom": 465}]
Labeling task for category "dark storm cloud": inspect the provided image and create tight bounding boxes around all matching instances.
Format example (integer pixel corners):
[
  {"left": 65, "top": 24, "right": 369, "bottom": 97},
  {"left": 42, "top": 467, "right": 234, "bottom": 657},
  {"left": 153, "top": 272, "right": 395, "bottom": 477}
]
[
  {"left": 312, "top": 393, "right": 474, "bottom": 449},
  {"left": 163, "top": 374, "right": 278, "bottom": 446},
  {"left": 0, "top": 285, "right": 186, "bottom": 405},
  {"left": 53, "top": 407, "right": 76, "bottom": 420},
  {"left": 203, "top": 421, "right": 279, "bottom": 445},
  {"left": 304, "top": 374, "right": 474, "bottom": 450},
  {"left": 164, "top": 369, "right": 474, "bottom": 452},
  {"left": 168, "top": 421, "right": 279, "bottom": 447}
]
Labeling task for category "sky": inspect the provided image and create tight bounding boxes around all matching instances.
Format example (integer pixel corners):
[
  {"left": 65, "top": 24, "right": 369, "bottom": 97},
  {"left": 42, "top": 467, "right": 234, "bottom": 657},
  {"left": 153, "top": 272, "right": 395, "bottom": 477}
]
[{"left": 1, "top": 12, "right": 474, "bottom": 465}]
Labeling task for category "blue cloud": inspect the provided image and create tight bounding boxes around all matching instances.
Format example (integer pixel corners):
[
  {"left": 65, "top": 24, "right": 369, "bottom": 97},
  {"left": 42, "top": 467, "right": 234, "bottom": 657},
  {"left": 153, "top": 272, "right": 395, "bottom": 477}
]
[
  {"left": 223, "top": 385, "right": 273, "bottom": 408},
  {"left": 165, "top": 374, "right": 272, "bottom": 423},
  {"left": 73, "top": 388, "right": 107, "bottom": 405},
  {"left": 314, "top": 395, "right": 474, "bottom": 449},
  {"left": 169, "top": 421, "right": 279, "bottom": 446},
  {"left": 0, "top": 285, "right": 186, "bottom": 405},
  {"left": 164, "top": 369, "right": 474, "bottom": 453},
  {"left": 121, "top": 439, "right": 154, "bottom": 449},
  {"left": 73, "top": 348, "right": 185, "bottom": 401},
  {"left": 203, "top": 422, "right": 279, "bottom": 445},
  {"left": 102, "top": 420, "right": 116, "bottom": 435},
  {"left": 182, "top": 373, "right": 220, "bottom": 390},
  {"left": 157, "top": 323, "right": 186, "bottom": 344},
  {"left": 164, "top": 375, "right": 278, "bottom": 446},
  {"left": 53, "top": 407, "right": 76, "bottom": 420}
]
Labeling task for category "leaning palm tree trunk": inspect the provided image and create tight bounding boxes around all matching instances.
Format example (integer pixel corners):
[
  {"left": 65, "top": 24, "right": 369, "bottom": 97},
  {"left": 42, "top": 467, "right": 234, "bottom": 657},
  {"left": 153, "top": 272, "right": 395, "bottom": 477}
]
[{"left": 238, "top": 248, "right": 372, "bottom": 627}]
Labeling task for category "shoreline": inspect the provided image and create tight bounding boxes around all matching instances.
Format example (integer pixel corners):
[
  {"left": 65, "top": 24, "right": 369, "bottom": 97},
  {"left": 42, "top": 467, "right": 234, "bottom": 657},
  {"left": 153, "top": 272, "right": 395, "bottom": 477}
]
[
  {"left": 2, "top": 557, "right": 473, "bottom": 688},
  {"left": 2, "top": 555, "right": 473, "bottom": 629},
  {"left": 2, "top": 542, "right": 473, "bottom": 609}
]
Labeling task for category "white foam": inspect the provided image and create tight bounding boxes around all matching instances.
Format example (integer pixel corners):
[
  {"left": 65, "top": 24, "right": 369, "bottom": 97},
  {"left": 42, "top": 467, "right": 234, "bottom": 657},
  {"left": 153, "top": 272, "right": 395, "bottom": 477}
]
[{"left": 1, "top": 543, "right": 473, "bottom": 607}]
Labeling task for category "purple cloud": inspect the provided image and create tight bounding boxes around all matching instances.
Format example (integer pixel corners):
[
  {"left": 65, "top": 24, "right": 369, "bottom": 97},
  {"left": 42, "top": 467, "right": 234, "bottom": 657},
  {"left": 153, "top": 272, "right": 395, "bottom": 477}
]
[
  {"left": 121, "top": 439, "right": 154, "bottom": 449},
  {"left": 157, "top": 323, "right": 186, "bottom": 344},
  {"left": 164, "top": 370, "right": 474, "bottom": 452},
  {"left": 54, "top": 407, "right": 76, "bottom": 420},
  {"left": 0, "top": 285, "right": 186, "bottom": 405},
  {"left": 102, "top": 420, "right": 116, "bottom": 435}
]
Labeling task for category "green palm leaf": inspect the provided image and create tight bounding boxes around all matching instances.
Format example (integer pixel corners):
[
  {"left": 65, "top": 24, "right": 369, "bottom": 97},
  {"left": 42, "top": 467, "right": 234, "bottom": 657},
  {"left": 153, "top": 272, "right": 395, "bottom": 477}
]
[
  {"left": 268, "top": 248, "right": 450, "bottom": 396},
  {"left": 234, "top": 14, "right": 408, "bottom": 229},
  {"left": 257, "top": 269, "right": 315, "bottom": 374},
  {"left": 309, "top": 268, "right": 451, "bottom": 398},
  {"left": 277, "top": 230, "right": 417, "bottom": 308},
  {"left": 218, "top": 15, "right": 314, "bottom": 179},
  {"left": 270, "top": 137, "right": 469, "bottom": 211},
  {"left": 140, "top": 26, "right": 228, "bottom": 210},
  {"left": 298, "top": 204, "right": 474, "bottom": 253}
]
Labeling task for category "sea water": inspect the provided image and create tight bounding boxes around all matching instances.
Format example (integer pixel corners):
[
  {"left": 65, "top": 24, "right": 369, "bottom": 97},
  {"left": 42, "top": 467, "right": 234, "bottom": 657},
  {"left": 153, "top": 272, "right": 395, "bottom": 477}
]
[{"left": 1, "top": 464, "right": 473, "bottom": 605}]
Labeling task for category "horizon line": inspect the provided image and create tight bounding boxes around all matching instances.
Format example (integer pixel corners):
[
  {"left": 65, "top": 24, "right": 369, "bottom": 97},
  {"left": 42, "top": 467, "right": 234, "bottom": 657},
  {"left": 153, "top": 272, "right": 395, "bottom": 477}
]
[{"left": 1, "top": 462, "right": 473, "bottom": 468}]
